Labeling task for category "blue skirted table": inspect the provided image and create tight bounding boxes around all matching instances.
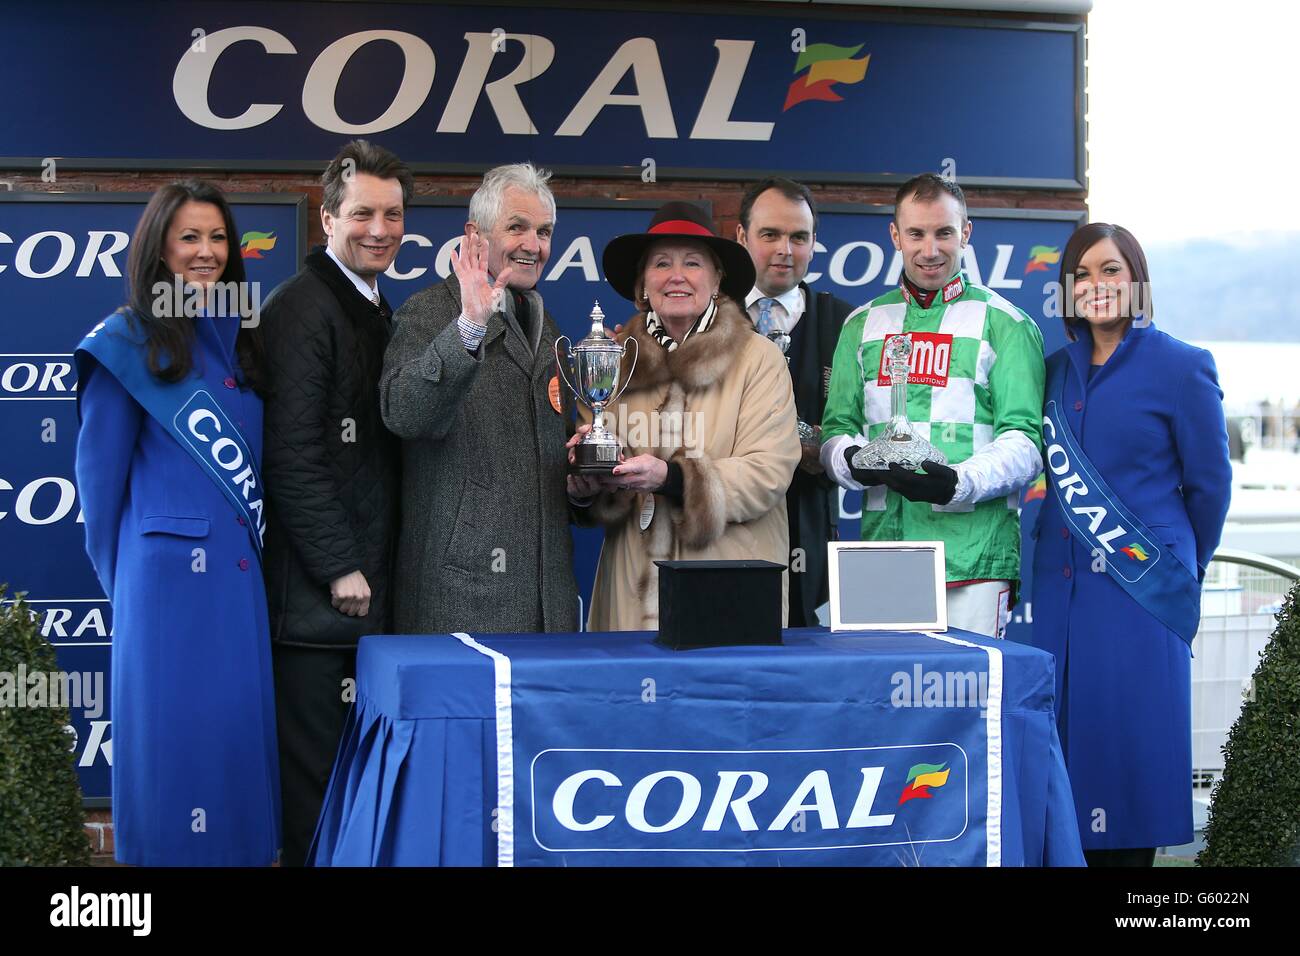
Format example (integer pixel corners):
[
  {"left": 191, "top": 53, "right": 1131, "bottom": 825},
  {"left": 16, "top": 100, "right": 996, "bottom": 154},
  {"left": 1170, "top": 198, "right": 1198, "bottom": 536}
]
[{"left": 311, "top": 628, "right": 1084, "bottom": 867}]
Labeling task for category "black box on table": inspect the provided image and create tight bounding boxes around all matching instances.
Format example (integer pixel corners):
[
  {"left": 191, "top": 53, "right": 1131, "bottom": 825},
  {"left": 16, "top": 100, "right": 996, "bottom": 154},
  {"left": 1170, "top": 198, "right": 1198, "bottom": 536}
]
[{"left": 654, "top": 559, "right": 785, "bottom": 650}]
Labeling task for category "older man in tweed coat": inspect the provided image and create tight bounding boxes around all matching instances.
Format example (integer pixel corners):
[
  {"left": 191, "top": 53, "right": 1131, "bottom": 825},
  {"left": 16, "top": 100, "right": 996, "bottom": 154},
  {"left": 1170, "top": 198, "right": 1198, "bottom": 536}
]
[{"left": 381, "top": 163, "right": 578, "bottom": 633}]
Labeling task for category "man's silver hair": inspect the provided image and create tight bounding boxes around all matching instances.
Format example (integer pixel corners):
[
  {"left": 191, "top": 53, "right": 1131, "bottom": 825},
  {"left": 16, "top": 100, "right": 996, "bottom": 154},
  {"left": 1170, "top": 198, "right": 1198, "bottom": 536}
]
[{"left": 468, "top": 162, "right": 557, "bottom": 234}]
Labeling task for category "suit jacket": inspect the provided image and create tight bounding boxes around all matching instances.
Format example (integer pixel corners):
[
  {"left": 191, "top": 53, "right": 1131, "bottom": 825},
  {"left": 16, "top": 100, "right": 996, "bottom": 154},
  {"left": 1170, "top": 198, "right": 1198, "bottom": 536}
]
[
  {"left": 785, "top": 282, "right": 856, "bottom": 625},
  {"left": 261, "top": 248, "right": 401, "bottom": 647},
  {"left": 379, "top": 275, "right": 579, "bottom": 634}
]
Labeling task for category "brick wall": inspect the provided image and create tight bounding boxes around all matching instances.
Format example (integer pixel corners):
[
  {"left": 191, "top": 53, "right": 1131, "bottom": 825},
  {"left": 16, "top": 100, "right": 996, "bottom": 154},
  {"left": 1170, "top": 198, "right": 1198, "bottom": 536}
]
[
  {"left": 84, "top": 808, "right": 115, "bottom": 862},
  {"left": 0, "top": 169, "right": 1085, "bottom": 248}
]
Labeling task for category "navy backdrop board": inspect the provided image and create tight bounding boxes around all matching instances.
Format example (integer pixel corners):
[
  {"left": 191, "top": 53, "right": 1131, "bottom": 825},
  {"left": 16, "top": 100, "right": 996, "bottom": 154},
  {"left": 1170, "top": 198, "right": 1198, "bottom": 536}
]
[
  {"left": 0, "top": 1, "right": 1082, "bottom": 187},
  {"left": 385, "top": 202, "right": 1081, "bottom": 641},
  {"left": 814, "top": 205, "right": 1082, "bottom": 643},
  {"left": 0, "top": 193, "right": 306, "bottom": 802}
]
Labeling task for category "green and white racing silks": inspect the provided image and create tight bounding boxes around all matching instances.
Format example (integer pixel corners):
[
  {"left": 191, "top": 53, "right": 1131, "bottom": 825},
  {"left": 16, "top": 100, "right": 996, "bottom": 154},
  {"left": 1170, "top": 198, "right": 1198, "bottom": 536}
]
[{"left": 820, "top": 273, "right": 1045, "bottom": 584}]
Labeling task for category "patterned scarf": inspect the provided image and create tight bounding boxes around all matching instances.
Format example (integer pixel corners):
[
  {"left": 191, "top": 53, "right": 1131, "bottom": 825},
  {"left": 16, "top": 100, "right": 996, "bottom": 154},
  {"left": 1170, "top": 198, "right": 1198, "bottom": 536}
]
[{"left": 644, "top": 299, "right": 718, "bottom": 353}]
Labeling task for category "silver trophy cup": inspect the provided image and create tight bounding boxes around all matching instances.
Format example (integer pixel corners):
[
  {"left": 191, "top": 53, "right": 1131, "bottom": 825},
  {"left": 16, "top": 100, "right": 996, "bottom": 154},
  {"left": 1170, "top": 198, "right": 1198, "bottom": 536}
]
[
  {"left": 851, "top": 332, "right": 947, "bottom": 471},
  {"left": 555, "top": 302, "right": 640, "bottom": 472}
]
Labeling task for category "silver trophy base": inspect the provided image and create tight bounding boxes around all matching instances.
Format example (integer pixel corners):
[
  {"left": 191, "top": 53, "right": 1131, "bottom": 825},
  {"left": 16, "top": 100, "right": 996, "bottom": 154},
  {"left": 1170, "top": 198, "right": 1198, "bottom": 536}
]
[
  {"left": 851, "top": 434, "right": 948, "bottom": 472},
  {"left": 573, "top": 440, "right": 621, "bottom": 473}
]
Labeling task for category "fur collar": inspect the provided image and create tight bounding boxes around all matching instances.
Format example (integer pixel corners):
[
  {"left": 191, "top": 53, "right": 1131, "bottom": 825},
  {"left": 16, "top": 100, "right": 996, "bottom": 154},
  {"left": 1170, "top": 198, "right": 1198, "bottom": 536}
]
[{"left": 617, "top": 296, "right": 752, "bottom": 392}]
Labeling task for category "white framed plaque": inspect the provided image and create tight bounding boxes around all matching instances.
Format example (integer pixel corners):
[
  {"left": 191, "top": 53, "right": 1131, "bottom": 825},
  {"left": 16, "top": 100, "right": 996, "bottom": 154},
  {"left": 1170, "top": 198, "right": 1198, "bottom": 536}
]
[{"left": 827, "top": 541, "right": 947, "bottom": 633}]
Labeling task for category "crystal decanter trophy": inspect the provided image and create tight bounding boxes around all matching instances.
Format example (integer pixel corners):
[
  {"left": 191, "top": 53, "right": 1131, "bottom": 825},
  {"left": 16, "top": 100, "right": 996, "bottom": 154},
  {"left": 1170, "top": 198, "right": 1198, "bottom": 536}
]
[
  {"left": 555, "top": 302, "right": 639, "bottom": 472},
  {"left": 850, "top": 332, "right": 947, "bottom": 471}
]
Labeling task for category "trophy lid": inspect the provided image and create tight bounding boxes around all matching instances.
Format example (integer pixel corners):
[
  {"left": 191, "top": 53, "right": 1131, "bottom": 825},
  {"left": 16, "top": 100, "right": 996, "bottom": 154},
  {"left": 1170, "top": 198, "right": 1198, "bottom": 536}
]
[{"left": 576, "top": 301, "right": 622, "bottom": 351}]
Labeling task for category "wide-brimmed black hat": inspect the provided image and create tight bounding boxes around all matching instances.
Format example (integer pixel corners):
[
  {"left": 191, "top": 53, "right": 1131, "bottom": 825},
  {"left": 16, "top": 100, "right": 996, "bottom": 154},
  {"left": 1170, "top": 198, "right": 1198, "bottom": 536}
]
[{"left": 602, "top": 201, "right": 756, "bottom": 305}]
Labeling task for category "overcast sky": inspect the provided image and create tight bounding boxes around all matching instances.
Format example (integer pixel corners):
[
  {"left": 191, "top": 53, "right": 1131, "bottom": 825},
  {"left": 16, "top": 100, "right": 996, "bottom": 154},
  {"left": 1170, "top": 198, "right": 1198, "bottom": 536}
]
[{"left": 1086, "top": 0, "right": 1300, "bottom": 243}]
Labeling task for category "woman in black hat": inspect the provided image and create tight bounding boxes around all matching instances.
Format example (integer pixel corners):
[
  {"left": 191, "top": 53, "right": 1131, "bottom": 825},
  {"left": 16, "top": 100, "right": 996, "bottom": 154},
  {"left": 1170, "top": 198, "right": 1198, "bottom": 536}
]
[{"left": 567, "top": 201, "right": 802, "bottom": 630}]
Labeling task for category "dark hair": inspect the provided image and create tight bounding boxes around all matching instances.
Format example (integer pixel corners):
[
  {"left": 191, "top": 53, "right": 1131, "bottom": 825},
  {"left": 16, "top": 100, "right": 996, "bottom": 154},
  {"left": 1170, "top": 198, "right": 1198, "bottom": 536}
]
[
  {"left": 738, "top": 177, "right": 819, "bottom": 233},
  {"left": 894, "top": 173, "right": 967, "bottom": 222},
  {"left": 123, "top": 180, "right": 265, "bottom": 392},
  {"left": 1058, "top": 222, "right": 1153, "bottom": 336},
  {"left": 321, "top": 139, "right": 414, "bottom": 215}
]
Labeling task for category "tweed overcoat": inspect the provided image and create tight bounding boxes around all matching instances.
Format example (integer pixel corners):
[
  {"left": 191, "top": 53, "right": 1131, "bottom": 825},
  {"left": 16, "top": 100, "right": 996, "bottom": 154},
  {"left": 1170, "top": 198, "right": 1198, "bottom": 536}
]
[{"left": 380, "top": 275, "right": 578, "bottom": 634}]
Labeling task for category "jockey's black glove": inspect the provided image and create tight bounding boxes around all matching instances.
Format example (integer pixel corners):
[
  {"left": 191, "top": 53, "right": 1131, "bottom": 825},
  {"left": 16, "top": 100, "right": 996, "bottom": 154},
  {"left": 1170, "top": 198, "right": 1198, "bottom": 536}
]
[
  {"left": 843, "top": 446, "right": 889, "bottom": 487},
  {"left": 881, "top": 460, "right": 959, "bottom": 505}
]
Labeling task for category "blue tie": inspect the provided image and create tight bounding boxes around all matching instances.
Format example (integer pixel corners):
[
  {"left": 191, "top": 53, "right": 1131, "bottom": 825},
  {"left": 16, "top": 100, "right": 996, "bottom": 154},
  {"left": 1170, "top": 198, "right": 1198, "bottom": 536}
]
[{"left": 756, "top": 297, "right": 776, "bottom": 336}]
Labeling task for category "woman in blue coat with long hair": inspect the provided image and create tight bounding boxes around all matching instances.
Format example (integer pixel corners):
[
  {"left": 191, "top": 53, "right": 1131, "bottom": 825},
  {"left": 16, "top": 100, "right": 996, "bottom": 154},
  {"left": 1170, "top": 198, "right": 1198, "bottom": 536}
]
[
  {"left": 75, "top": 181, "right": 280, "bottom": 865},
  {"left": 1029, "top": 223, "right": 1231, "bottom": 867}
]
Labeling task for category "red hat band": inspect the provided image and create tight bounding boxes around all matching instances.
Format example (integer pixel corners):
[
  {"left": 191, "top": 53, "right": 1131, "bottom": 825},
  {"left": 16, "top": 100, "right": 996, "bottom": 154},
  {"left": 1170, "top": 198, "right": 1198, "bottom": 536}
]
[{"left": 649, "top": 219, "right": 714, "bottom": 238}]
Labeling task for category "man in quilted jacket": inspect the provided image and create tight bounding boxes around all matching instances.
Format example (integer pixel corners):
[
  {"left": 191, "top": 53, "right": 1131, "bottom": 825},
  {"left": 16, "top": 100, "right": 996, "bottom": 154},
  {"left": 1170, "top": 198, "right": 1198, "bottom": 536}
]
[{"left": 260, "top": 139, "right": 408, "bottom": 865}]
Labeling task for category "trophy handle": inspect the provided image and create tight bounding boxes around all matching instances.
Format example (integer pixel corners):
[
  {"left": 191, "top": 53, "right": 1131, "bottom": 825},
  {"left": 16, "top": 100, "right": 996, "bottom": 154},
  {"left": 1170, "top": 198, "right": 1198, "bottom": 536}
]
[
  {"left": 553, "top": 336, "right": 581, "bottom": 406},
  {"left": 608, "top": 335, "right": 639, "bottom": 406}
]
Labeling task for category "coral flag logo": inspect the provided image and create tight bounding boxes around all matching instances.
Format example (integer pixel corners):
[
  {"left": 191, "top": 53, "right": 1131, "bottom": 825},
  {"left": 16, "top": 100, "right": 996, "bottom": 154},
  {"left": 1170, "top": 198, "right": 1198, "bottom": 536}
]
[
  {"left": 1120, "top": 543, "right": 1150, "bottom": 561},
  {"left": 1024, "top": 245, "right": 1060, "bottom": 274},
  {"left": 899, "top": 762, "right": 950, "bottom": 805},
  {"left": 784, "top": 42, "right": 871, "bottom": 111},
  {"left": 240, "top": 230, "right": 277, "bottom": 259},
  {"left": 1023, "top": 473, "right": 1047, "bottom": 504}
]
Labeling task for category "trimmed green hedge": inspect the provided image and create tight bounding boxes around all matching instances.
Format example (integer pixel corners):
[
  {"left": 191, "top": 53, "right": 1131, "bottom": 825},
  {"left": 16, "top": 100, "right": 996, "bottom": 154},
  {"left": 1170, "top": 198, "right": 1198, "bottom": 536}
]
[
  {"left": 0, "top": 587, "right": 90, "bottom": 866},
  {"left": 1199, "top": 581, "right": 1300, "bottom": 866}
]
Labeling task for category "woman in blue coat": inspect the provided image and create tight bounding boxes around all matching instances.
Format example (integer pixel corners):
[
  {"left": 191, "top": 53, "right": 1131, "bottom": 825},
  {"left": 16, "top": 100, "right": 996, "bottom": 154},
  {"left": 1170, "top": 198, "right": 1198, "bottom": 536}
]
[
  {"left": 1029, "top": 223, "right": 1231, "bottom": 867},
  {"left": 74, "top": 181, "right": 280, "bottom": 865}
]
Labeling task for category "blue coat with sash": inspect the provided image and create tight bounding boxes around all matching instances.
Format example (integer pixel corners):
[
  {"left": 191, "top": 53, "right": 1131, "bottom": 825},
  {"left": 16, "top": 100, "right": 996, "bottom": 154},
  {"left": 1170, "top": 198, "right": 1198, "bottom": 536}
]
[
  {"left": 75, "top": 310, "right": 280, "bottom": 866},
  {"left": 1026, "top": 320, "right": 1231, "bottom": 850}
]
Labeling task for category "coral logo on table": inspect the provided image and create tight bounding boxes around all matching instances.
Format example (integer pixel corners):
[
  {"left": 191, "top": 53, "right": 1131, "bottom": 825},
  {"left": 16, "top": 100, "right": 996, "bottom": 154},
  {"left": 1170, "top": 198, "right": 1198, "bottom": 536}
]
[
  {"left": 529, "top": 744, "right": 967, "bottom": 853},
  {"left": 898, "top": 762, "right": 950, "bottom": 804}
]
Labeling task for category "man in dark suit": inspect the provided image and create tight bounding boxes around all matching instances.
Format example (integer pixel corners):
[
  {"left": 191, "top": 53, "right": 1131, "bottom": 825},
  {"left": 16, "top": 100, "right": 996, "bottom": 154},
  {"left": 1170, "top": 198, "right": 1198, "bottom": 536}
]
[
  {"left": 261, "top": 139, "right": 407, "bottom": 864},
  {"left": 736, "top": 178, "right": 855, "bottom": 626}
]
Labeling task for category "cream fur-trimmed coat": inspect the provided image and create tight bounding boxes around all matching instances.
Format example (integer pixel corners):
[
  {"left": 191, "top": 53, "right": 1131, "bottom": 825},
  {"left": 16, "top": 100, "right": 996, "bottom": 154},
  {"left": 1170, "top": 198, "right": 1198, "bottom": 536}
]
[{"left": 584, "top": 297, "right": 802, "bottom": 631}]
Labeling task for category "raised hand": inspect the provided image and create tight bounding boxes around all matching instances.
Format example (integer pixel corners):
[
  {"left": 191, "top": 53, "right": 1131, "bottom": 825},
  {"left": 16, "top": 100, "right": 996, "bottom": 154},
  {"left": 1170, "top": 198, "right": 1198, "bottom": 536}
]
[{"left": 451, "top": 232, "right": 512, "bottom": 326}]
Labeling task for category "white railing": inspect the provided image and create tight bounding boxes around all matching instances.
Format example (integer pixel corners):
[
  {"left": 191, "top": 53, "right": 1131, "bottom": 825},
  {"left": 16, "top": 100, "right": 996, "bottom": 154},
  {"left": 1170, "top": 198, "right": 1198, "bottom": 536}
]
[{"left": 1191, "top": 548, "right": 1298, "bottom": 786}]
